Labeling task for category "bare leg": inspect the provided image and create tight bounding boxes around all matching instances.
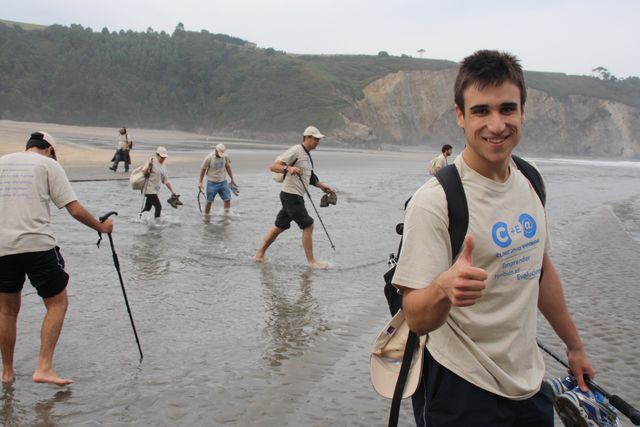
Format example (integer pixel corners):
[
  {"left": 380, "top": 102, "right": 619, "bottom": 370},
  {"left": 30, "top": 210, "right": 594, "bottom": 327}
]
[
  {"left": 223, "top": 200, "right": 231, "bottom": 214},
  {"left": 0, "top": 293, "right": 21, "bottom": 383},
  {"left": 32, "top": 290, "right": 72, "bottom": 386},
  {"left": 253, "top": 226, "right": 286, "bottom": 261},
  {"left": 302, "top": 225, "right": 328, "bottom": 269},
  {"left": 204, "top": 201, "right": 212, "bottom": 215}
]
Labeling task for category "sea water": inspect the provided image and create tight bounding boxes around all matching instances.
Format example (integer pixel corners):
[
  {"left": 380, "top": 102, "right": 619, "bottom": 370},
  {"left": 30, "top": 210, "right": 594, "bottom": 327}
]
[{"left": 2, "top": 152, "right": 640, "bottom": 426}]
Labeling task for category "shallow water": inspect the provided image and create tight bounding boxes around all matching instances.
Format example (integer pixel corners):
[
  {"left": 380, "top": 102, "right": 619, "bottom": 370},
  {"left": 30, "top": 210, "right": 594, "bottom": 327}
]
[{"left": 2, "top": 153, "right": 640, "bottom": 426}]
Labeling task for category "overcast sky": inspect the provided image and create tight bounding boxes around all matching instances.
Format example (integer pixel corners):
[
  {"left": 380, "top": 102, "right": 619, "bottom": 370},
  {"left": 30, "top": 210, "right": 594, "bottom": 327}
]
[{"left": 3, "top": 0, "right": 638, "bottom": 78}]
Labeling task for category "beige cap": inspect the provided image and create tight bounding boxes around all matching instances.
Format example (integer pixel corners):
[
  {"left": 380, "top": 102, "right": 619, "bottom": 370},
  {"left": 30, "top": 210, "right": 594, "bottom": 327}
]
[
  {"left": 156, "top": 146, "right": 168, "bottom": 158},
  {"left": 28, "top": 131, "right": 58, "bottom": 159},
  {"left": 215, "top": 143, "right": 226, "bottom": 156},
  {"left": 370, "top": 309, "right": 426, "bottom": 399},
  {"left": 303, "top": 126, "right": 324, "bottom": 139}
]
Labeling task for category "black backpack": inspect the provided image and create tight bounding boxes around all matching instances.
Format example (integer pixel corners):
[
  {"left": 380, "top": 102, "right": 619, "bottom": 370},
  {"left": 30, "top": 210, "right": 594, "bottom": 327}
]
[{"left": 383, "top": 155, "right": 546, "bottom": 427}]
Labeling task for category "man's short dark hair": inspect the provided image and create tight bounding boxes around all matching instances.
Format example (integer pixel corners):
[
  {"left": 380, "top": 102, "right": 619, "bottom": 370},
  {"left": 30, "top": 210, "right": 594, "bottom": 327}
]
[
  {"left": 454, "top": 50, "right": 526, "bottom": 115},
  {"left": 442, "top": 144, "right": 453, "bottom": 153}
]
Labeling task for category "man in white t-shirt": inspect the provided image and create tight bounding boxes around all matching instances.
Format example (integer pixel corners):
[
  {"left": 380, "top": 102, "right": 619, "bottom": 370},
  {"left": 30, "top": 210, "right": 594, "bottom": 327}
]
[
  {"left": 110, "top": 127, "right": 133, "bottom": 172},
  {"left": 427, "top": 144, "right": 453, "bottom": 176},
  {"left": 0, "top": 131, "right": 113, "bottom": 386},
  {"left": 393, "top": 51, "right": 594, "bottom": 426},
  {"left": 253, "top": 126, "right": 333, "bottom": 269},
  {"left": 198, "top": 143, "right": 237, "bottom": 215}
]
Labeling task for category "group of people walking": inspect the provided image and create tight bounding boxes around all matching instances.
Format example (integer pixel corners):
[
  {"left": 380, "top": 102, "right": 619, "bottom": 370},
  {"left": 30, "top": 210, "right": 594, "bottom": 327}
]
[{"left": 0, "top": 49, "right": 616, "bottom": 427}]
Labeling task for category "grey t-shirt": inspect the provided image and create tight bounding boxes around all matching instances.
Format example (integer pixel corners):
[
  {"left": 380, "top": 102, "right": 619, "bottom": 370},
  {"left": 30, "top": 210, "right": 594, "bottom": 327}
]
[{"left": 0, "top": 151, "right": 77, "bottom": 256}]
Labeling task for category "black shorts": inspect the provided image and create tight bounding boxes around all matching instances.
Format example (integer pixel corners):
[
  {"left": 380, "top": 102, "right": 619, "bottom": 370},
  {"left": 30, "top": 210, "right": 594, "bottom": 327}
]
[
  {"left": 0, "top": 247, "right": 69, "bottom": 298},
  {"left": 275, "top": 192, "right": 314, "bottom": 230},
  {"left": 411, "top": 348, "right": 553, "bottom": 427}
]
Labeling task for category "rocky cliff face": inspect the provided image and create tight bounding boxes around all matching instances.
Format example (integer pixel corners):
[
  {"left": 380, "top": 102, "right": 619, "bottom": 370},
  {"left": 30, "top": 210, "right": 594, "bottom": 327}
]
[{"left": 337, "top": 69, "right": 640, "bottom": 158}]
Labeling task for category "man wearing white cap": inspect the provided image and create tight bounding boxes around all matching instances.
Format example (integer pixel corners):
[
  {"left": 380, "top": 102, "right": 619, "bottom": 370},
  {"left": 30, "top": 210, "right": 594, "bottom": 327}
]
[
  {"left": 0, "top": 131, "right": 113, "bottom": 386},
  {"left": 253, "top": 126, "right": 333, "bottom": 269},
  {"left": 141, "top": 146, "right": 180, "bottom": 218},
  {"left": 198, "top": 143, "right": 237, "bottom": 215}
]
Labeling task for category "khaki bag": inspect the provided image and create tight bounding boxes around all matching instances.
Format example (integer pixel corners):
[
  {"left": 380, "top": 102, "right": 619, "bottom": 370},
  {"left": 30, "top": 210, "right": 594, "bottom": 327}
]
[
  {"left": 129, "top": 162, "right": 150, "bottom": 191},
  {"left": 428, "top": 156, "right": 439, "bottom": 176}
]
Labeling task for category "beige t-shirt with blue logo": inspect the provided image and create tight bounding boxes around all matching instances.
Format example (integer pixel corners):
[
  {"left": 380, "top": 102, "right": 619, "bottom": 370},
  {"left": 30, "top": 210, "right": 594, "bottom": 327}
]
[{"left": 393, "top": 155, "right": 549, "bottom": 399}]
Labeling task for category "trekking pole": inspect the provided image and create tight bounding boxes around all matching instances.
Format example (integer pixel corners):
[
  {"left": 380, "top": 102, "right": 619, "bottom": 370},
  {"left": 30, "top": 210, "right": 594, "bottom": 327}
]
[
  {"left": 296, "top": 174, "right": 335, "bottom": 250},
  {"left": 97, "top": 211, "right": 144, "bottom": 362},
  {"left": 537, "top": 339, "right": 640, "bottom": 425}
]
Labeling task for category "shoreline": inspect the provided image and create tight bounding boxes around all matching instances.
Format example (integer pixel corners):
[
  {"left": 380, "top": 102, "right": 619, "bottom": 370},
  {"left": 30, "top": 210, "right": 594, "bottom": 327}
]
[{"left": 0, "top": 119, "right": 439, "bottom": 181}]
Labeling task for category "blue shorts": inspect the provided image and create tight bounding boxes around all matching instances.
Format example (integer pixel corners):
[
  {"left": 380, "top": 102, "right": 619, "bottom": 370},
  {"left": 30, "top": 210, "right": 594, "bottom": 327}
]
[
  {"left": 0, "top": 247, "right": 69, "bottom": 298},
  {"left": 206, "top": 180, "right": 231, "bottom": 202}
]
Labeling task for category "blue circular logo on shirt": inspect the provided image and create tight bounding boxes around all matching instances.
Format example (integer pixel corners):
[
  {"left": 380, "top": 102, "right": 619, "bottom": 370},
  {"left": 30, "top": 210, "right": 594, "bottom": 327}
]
[
  {"left": 492, "top": 222, "right": 511, "bottom": 248},
  {"left": 518, "top": 213, "right": 537, "bottom": 238}
]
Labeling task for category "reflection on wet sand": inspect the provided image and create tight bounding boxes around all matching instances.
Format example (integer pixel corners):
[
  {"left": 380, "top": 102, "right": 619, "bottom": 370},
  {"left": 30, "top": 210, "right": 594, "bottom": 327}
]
[
  {"left": 1, "top": 384, "right": 72, "bottom": 427},
  {"left": 259, "top": 265, "right": 328, "bottom": 367}
]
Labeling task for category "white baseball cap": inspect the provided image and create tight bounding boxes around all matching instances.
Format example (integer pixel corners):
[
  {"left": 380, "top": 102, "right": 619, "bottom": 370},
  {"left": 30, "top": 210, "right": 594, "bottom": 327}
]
[
  {"left": 303, "top": 126, "right": 324, "bottom": 139},
  {"left": 370, "top": 309, "right": 426, "bottom": 399},
  {"left": 215, "top": 143, "right": 226, "bottom": 156},
  {"left": 156, "top": 146, "right": 169, "bottom": 158},
  {"left": 28, "top": 131, "right": 58, "bottom": 159}
]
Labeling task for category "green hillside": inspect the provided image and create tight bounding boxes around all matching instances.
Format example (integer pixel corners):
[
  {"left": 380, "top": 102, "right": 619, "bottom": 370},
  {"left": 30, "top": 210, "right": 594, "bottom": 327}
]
[
  {"left": 0, "top": 18, "right": 47, "bottom": 31},
  {"left": 0, "top": 21, "right": 638, "bottom": 136}
]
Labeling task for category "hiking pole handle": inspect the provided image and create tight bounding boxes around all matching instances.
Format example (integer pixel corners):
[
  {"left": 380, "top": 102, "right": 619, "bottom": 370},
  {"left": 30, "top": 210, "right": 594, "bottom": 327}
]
[
  {"left": 99, "top": 211, "right": 118, "bottom": 222},
  {"left": 97, "top": 211, "right": 118, "bottom": 247}
]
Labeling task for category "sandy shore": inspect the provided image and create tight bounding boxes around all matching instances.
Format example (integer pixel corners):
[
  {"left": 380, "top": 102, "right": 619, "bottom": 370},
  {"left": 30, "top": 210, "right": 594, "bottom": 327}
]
[{"left": 0, "top": 120, "right": 438, "bottom": 182}]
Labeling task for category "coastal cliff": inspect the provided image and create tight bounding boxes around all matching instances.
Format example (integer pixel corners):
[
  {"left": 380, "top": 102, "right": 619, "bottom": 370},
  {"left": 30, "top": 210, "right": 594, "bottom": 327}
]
[{"left": 337, "top": 69, "right": 640, "bottom": 158}]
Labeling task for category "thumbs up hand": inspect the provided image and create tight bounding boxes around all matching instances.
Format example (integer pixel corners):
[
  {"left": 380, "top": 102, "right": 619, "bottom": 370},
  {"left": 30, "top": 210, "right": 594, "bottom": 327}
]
[{"left": 437, "top": 234, "right": 487, "bottom": 307}]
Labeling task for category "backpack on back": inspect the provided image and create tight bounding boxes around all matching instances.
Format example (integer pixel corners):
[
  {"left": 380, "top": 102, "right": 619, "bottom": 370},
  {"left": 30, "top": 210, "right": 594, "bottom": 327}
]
[{"left": 373, "top": 155, "right": 546, "bottom": 427}]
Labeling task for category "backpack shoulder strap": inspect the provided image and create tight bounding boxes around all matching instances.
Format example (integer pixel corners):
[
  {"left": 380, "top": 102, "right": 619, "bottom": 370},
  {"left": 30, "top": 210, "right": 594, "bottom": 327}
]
[
  {"left": 512, "top": 155, "right": 546, "bottom": 206},
  {"left": 435, "top": 164, "right": 468, "bottom": 261}
]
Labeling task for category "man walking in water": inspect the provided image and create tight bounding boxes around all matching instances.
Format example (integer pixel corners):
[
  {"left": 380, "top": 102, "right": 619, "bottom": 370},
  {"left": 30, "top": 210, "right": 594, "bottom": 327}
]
[
  {"left": 198, "top": 143, "right": 237, "bottom": 215},
  {"left": 0, "top": 131, "right": 113, "bottom": 385},
  {"left": 141, "top": 146, "right": 180, "bottom": 218},
  {"left": 253, "top": 126, "right": 333, "bottom": 269}
]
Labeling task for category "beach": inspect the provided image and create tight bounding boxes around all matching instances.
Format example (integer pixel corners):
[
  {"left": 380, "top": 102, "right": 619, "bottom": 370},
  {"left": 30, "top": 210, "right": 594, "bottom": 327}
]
[{"left": 1, "top": 120, "right": 640, "bottom": 427}]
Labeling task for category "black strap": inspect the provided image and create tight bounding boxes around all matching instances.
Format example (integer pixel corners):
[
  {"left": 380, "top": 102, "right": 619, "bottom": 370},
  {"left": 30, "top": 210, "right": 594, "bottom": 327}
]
[
  {"left": 435, "top": 164, "right": 469, "bottom": 258},
  {"left": 300, "top": 143, "right": 314, "bottom": 168},
  {"left": 512, "top": 155, "right": 546, "bottom": 205},
  {"left": 388, "top": 330, "right": 419, "bottom": 427}
]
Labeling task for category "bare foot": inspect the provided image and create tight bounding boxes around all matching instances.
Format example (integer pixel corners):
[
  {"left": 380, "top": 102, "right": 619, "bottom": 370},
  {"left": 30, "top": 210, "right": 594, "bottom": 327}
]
[
  {"left": 308, "top": 261, "right": 329, "bottom": 269},
  {"left": 32, "top": 369, "right": 73, "bottom": 386},
  {"left": 252, "top": 253, "right": 265, "bottom": 262},
  {"left": 2, "top": 369, "right": 15, "bottom": 384}
]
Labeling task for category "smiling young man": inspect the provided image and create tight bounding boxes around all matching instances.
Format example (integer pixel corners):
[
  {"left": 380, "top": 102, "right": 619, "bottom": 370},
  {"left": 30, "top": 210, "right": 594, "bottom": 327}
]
[{"left": 392, "top": 51, "right": 595, "bottom": 426}]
